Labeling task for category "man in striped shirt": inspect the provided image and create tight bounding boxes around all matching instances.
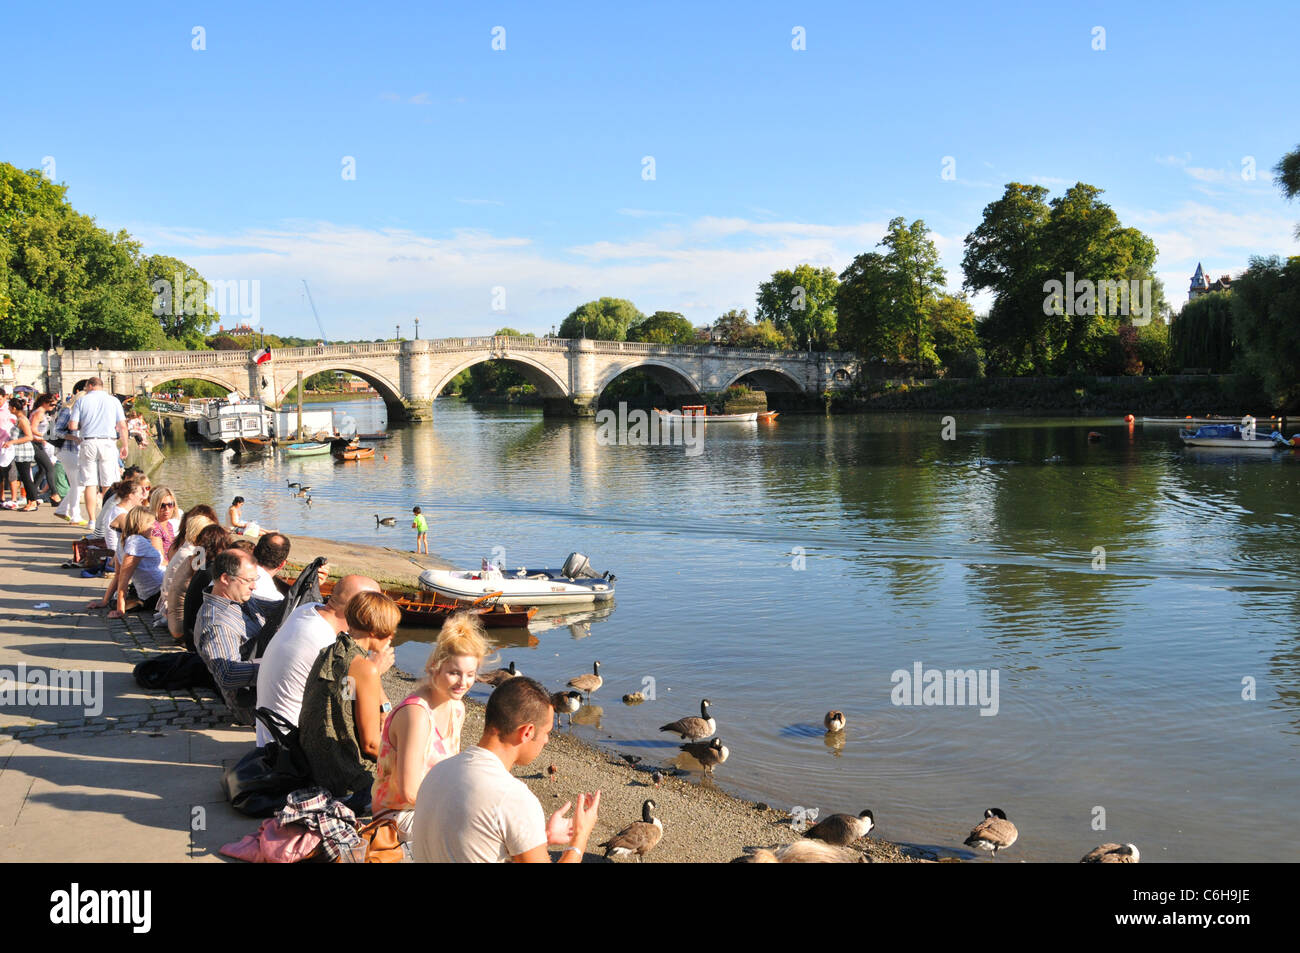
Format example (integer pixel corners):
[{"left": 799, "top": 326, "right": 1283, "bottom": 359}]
[{"left": 196, "top": 548, "right": 265, "bottom": 724}]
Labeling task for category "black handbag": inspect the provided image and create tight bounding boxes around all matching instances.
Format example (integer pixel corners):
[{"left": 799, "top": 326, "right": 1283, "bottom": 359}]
[{"left": 222, "top": 708, "right": 314, "bottom": 817}]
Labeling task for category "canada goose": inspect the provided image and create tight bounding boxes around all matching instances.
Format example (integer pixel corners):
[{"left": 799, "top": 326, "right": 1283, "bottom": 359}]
[
  {"left": 478, "top": 660, "right": 520, "bottom": 687},
  {"left": 964, "top": 807, "right": 1018, "bottom": 858},
  {"left": 805, "top": 809, "right": 875, "bottom": 846},
  {"left": 600, "top": 799, "right": 662, "bottom": 862},
  {"left": 304, "top": 495, "right": 312, "bottom": 507},
  {"left": 1080, "top": 843, "right": 1140, "bottom": 863},
  {"left": 567, "top": 660, "right": 602, "bottom": 698},
  {"left": 287, "top": 481, "right": 300, "bottom": 489},
  {"left": 551, "top": 690, "right": 582, "bottom": 727},
  {"left": 376, "top": 515, "right": 396, "bottom": 526},
  {"left": 680, "top": 737, "right": 729, "bottom": 774},
  {"left": 622, "top": 691, "right": 645, "bottom": 704},
  {"left": 749, "top": 841, "right": 865, "bottom": 863},
  {"left": 660, "top": 698, "right": 716, "bottom": 742},
  {"left": 824, "top": 710, "right": 846, "bottom": 732}
]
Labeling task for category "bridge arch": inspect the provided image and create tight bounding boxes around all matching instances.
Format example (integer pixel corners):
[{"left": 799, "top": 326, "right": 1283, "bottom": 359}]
[
  {"left": 140, "top": 371, "right": 244, "bottom": 397},
  {"left": 431, "top": 353, "right": 570, "bottom": 401},
  {"left": 591, "top": 359, "right": 700, "bottom": 400},
  {"left": 274, "top": 364, "right": 405, "bottom": 416},
  {"left": 719, "top": 365, "right": 806, "bottom": 393}
]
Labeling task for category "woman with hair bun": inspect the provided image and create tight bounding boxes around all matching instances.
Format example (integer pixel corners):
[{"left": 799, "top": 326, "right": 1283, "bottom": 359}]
[{"left": 371, "top": 613, "right": 488, "bottom": 840}]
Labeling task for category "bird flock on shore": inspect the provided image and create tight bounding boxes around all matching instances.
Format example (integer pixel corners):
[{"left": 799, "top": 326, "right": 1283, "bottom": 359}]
[{"left": 472, "top": 658, "right": 1139, "bottom": 863}]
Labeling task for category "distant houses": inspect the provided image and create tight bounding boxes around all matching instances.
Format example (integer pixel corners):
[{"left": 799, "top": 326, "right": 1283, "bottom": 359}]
[{"left": 1188, "top": 262, "right": 1234, "bottom": 301}]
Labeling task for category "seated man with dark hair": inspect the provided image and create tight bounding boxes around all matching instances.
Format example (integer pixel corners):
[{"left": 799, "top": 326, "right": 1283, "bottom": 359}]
[
  {"left": 251, "top": 531, "right": 291, "bottom": 602},
  {"left": 411, "top": 676, "right": 600, "bottom": 863},
  {"left": 195, "top": 548, "right": 264, "bottom": 724}
]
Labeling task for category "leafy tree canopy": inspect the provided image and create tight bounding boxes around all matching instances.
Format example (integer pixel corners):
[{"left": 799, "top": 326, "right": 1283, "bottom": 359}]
[
  {"left": 627, "top": 311, "right": 696, "bottom": 345},
  {"left": 558, "top": 297, "right": 643, "bottom": 340},
  {"left": 755, "top": 264, "right": 839, "bottom": 350}
]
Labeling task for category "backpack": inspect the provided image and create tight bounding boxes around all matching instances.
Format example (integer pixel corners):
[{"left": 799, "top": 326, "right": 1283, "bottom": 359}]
[
  {"left": 223, "top": 708, "right": 315, "bottom": 817},
  {"left": 243, "top": 556, "right": 326, "bottom": 661},
  {"left": 132, "top": 651, "right": 218, "bottom": 692}
]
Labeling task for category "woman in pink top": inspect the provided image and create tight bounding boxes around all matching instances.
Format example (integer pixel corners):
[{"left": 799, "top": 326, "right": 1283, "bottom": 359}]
[{"left": 372, "top": 614, "right": 488, "bottom": 840}]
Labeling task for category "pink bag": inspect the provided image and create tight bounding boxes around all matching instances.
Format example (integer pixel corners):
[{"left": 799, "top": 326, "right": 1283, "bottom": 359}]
[{"left": 221, "top": 818, "right": 322, "bottom": 863}]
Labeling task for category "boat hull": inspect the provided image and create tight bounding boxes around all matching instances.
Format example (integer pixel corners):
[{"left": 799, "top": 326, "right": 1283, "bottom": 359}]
[
  {"left": 419, "top": 568, "right": 615, "bottom": 604},
  {"left": 319, "top": 581, "right": 537, "bottom": 628},
  {"left": 653, "top": 408, "right": 759, "bottom": 423},
  {"left": 334, "top": 446, "right": 375, "bottom": 461},
  {"left": 285, "top": 442, "right": 332, "bottom": 457},
  {"left": 1179, "top": 436, "right": 1280, "bottom": 449}
]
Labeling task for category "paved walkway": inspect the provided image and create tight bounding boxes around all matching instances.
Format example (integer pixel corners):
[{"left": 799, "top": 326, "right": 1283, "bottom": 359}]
[{"left": 0, "top": 511, "right": 256, "bottom": 861}]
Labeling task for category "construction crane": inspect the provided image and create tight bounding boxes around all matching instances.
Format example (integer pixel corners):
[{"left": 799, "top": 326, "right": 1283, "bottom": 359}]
[{"left": 302, "top": 279, "right": 328, "bottom": 343}]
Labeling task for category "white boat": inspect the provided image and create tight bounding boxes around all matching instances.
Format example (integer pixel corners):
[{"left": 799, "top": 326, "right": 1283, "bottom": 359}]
[
  {"left": 1179, "top": 423, "right": 1282, "bottom": 450},
  {"left": 196, "top": 398, "right": 271, "bottom": 445},
  {"left": 419, "top": 553, "right": 616, "bottom": 605},
  {"left": 653, "top": 405, "right": 778, "bottom": 424},
  {"left": 1145, "top": 415, "right": 1285, "bottom": 427}
]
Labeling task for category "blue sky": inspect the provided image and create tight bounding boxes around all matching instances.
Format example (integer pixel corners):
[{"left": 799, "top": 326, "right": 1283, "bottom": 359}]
[{"left": 3, "top": 0, "right": 1297, "bottom": 339}]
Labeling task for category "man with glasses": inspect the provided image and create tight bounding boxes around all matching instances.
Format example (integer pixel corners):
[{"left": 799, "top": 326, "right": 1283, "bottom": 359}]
[{"left": 195, "top": 548, "right": 265, "bottom": 724}]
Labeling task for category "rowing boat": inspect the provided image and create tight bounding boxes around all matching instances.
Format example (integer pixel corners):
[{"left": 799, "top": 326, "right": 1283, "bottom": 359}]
[
  {"left": 334, "top": 445, "right": 375, "bottom": 461},
  {"left": 318, "top": 581, "right": 537, "bottom": 628},
  {"left": 654, "top": 406, "right": 762, "bottom": 423},
  {"left": 284, "top": 441, "right": 331, "bottom": 457}
]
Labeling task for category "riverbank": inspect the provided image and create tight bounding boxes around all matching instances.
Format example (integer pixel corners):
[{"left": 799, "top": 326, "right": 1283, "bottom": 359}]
[{"left": 0, "top": 511, "right": 919, "bottom": 862}]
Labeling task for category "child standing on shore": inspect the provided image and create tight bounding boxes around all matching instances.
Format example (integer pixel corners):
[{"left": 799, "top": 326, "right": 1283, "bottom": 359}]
[{"left": 412, "top": 506, "right": 428, "bottom": 554}]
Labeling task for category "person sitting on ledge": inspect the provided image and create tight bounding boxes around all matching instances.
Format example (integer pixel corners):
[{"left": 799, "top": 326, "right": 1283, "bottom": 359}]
[
  {"left": 411, "top": 676, "right": 601, "bottom": 863},
  {"left": 105, "top": 506, "right": 167, "bottom": 619},
  {"left": 195, "top": 548, "right": 264, "bottom": 724},
  {"left": 254, "top": 573, "right": 383, "bottom": 747},
  {"left": 228, "top": 496, "right": 247, "bottom": 533},
  {"left": 371, "top": 613, "right": 487, "bottom": 842},
  {"left": 298, "top": 591, "right": 400, "bottom": 815},
  {"left": 251, "top": 532, "right": 291, "bottom": 602}
]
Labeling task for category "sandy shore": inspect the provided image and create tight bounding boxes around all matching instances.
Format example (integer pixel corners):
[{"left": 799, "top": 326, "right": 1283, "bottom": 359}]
[{"left": 379, "top": 668, "right": 925, "bottom": 863}]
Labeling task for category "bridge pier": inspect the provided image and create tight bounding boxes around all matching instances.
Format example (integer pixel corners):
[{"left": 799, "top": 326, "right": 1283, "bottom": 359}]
[{"left": 543, "top": 395, "right": 597, "bottom": 418}]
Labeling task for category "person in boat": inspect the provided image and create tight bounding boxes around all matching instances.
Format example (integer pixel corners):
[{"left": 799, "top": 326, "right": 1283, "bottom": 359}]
[
  {"left": 228, "top": 496, "right": 247, "bottom": 533},
  {"left": 298, "top": 591, "right": 401, "bottom": 814},
  {"left": 371, "top": 613, "right": 488, "bottom": 842}
]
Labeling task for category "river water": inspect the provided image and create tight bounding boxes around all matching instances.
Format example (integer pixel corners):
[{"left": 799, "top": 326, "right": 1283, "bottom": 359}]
[{"left": 155, "top": 397, "right": 1300, "bottom": 862}]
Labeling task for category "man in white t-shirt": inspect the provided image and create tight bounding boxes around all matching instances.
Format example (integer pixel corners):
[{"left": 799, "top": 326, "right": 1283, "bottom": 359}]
[
  {"left": 66, "top": 377, "right": 127, "bottom": 526},
  {"left": 412, "top": 676, "right": 601, "bottom": 863},
  {"left": 251, "top": 532, "right": 291, "bottom": 602},
  {"left": 252, "top": 574, "right": 387, "bottom": 746}
]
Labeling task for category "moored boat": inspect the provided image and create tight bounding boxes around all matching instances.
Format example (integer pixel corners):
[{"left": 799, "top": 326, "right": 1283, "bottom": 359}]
[
  {"left": 419, "top": 552, "right": 616, "bottom": 605},
  {"left": 334, "top": 445, "right": 375, "bottom": 461},
  {"left": 319, "top": 581, "right": 537, "bottom": 628},
  {"left": 1178, "top": 423, "right": 1282, "bottom": 449},
  {"left": 654, "top": 405, "right": 759, "bottom": 423},
  {"left": 284, "top": 441, "right": 332, "bottom": 457}
]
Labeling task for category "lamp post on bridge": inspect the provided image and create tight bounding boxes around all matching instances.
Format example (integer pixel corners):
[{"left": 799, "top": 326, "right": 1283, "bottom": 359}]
[
  {"left": 414, "top": 317, "right": 419, "bottom": 340},
  {"left": 396, "top": 324, "right": 400, "bottom": 343}
]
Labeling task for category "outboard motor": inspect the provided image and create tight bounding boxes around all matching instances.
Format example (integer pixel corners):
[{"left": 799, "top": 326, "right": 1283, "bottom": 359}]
[{"left": 562, "top": 552, "right": 600, "bottom": 579}]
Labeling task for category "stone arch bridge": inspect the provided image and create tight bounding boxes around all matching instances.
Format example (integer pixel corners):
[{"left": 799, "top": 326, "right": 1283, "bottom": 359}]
[{"left": 32, "top": 337, "right": 859, "bottom": 419}]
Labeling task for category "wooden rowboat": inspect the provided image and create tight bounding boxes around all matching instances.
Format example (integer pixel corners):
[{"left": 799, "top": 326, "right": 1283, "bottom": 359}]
[
  {"left": 334, "top": 445, "right": 375, "bottom": 461},
  {"left": 285, "top": 441, "right": 331, "bottom": 457},
  {"left": 319, "top": 581, "right": 537, "bottom": 628}
]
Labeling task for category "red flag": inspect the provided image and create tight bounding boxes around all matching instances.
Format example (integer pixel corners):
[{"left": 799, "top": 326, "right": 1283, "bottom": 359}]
[{"left": 255, "top": 347, "right": 272, "bottom": 365}]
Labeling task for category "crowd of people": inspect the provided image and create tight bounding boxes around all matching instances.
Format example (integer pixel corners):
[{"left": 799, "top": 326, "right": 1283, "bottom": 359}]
[{"left": 55, "top": 376, "right": 597, "bottom": 861}]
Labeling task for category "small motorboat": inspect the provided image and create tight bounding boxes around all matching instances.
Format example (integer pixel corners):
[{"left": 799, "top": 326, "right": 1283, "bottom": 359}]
[
  {"left": 334, "top": 445, "right": 375, "bottom": 461},
  {"left": 1178, "top": 423, "right": 1282, "bottom": 450},
  {"left": 284, "top": 441, "right": 332, "bottom": 457},
  {"left": 419, "top": 553, "right": 616, "bottom": 605}
]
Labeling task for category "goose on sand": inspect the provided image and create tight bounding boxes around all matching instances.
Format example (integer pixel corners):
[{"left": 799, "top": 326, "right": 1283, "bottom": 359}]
[
  {"left": 679, "top": 737, "right": 729, "bottom": 774},
  {"left": 964, "top": 807, "right": 1018, "bottom": 858},
  {"left": 600, "top": 800, "right": 663, "bottom": 862},
  {"left": 567, "top": 660, "right": 602, "bottom": 698},
  {"left": 551, "top": 690, "right": 582, "bottom": 727},
  {"left": 804, "top": 809, "right": 874, "bottom": 846},
  {"left": 477, "top": 660, "right": 520, "bottom": 687}
]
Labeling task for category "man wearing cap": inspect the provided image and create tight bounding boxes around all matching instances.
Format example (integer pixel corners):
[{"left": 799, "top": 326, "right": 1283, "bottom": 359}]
[{"left": 67, "top": 377, "right": 127, "bottom": 526}]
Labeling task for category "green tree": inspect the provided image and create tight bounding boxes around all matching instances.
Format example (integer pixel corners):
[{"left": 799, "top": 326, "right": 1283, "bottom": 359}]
[
  {"left": 1230, "top": 256, "right": 1300, "bottom": 408},
  {"left": 466, "top": 327, "right": 536, "bottom": 396},
  {"left": 558, "top": 298, "right": 642, "bottom": 340},
  {"left": 710, "top": 308, "right": 752, "bottom": 346},
  {"left": 627, "top": 311, "right": 695, "bottom": 345},
  {"left": 1171, "top": 292, "right": 1236, "bottom": 372},
  {"left": 1276, "top": 143, "right": 1300, "bottom": 238},
  {"left": 836, "top": 251, "right": 904, "bottom": 359},
  {"left": 755, "top": 264, "right": 839, "bottom": 350},
  {"left": 929, "top": 294, "right": 981, "bottom": 376},
  {"left": 144, "top": 254, "right": 219, "bottom": 347},
  {"left": 879, "top": 217, "right": 946, "bottom": 367},
  {"left": 738, "top": 318, "right": 792, "bottom": 350}
]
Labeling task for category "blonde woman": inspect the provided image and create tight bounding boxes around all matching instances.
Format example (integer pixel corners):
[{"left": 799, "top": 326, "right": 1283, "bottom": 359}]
[
  {"left": 106, "top": 507, "right": 166, "bottom": 618},
  {"left": 371, "top": 613, "right": 488, "bottom": 840},
  {"left": 158, "top": 504, "right": 217, "bottom": 632},
  {"left": 148, "top": 485, "right": 180, "bottom": 554}
]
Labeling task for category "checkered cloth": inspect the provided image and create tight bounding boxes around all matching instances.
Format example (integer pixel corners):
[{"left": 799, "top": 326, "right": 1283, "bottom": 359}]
[{"left": 277, "top": 787, "right": 362, "bottom": 861}]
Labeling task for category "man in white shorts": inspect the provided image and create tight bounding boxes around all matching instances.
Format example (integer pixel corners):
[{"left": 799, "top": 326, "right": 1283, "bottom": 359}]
[
  {"left": 67, "top": 377, "right": 127, "bottom": 525},
  {"left": 412, "top": 676, "right": 600, "bottom": 863}
]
